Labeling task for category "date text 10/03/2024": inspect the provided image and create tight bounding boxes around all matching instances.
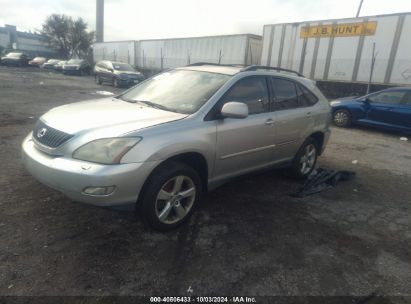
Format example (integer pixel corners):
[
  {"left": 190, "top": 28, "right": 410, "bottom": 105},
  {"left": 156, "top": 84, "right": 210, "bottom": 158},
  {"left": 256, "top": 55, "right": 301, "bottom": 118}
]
[{"left": 150, "top": 297, "right": 257, "bottom": 303}]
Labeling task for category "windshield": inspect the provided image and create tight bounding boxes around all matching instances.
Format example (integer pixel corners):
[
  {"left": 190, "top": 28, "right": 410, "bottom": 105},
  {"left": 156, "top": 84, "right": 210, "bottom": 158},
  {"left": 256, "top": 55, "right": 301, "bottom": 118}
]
[
  {"left": 67, "top": 59, "right": 83, "bottom": 64},
  {"left": 6, "top": 53, "right": 23, "bottom": 58},
  {"left": 112, "top": 63, "right": 134, "bottom": 71},
  {"left": 119, "top": 69, "right": 230, "bottom": 114}
]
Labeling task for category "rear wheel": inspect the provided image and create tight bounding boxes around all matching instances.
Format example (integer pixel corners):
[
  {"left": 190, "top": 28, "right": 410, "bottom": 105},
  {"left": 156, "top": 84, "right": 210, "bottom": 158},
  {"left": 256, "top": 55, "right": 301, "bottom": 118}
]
[
  {"left": 95, "top": 75, "right": 102, "bottom": 85},
  {"left": 288, "top": 138, "right": 318, "bottom": 179},
  {"left": 138, "top": 161, "right": 202, "bottom": 231},
  {"left": 333, "top": 109, "right": 351, "bottom": 127}
]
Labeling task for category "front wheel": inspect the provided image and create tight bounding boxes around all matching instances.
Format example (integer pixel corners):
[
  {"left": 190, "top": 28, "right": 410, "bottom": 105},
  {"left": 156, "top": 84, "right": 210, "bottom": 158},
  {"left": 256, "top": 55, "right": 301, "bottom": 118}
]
[
  {"left": 288, "top": 138, "right": 318, "bottom": 179},
  {"left": 333, "top": 109, "right": 351, "bottom": 127},
  {"left": 138, "top": 161, "right": 202, "bottom": 231}
]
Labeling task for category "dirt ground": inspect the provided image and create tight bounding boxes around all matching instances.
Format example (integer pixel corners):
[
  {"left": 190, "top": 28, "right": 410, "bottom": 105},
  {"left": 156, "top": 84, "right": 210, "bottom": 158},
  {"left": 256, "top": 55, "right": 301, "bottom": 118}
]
[{"left": 0, "top": 66, "right": 410, "bottom": 299}]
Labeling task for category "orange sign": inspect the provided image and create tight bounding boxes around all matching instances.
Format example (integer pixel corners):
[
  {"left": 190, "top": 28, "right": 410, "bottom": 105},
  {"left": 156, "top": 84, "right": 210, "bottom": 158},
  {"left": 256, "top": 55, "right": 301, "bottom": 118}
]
[{"left": 300, "top": 21, "right": 377, "bottom": 38}]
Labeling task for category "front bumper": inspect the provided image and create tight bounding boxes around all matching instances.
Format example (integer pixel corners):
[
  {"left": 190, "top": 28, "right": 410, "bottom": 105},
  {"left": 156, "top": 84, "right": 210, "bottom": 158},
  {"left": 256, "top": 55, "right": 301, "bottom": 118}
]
[
  {"left": 118, "top": 78, "right": 143, "bottom": 87},
  {"left": 22, "top": 135, "right": 160, "bottom": 206}
]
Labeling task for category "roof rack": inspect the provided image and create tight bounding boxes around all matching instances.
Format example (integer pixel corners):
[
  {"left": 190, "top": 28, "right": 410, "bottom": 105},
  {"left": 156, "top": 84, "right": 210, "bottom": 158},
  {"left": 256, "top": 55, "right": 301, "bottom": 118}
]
[
  {"left": 186, "top": 62, "right": 246, "bottom": 68},
  {"left": 241, "top": 65, "right": 304, "bottom": 77}
]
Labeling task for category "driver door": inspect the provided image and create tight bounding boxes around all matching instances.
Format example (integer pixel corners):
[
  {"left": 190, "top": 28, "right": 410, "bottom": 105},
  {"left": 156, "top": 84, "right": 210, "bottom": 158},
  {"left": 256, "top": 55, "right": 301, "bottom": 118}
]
[
  {"left": 366, "top": 90, "right": 407, "bottom": 127},
  {"left": 213, "top": 76, "right": 276, "bottom": 180}
]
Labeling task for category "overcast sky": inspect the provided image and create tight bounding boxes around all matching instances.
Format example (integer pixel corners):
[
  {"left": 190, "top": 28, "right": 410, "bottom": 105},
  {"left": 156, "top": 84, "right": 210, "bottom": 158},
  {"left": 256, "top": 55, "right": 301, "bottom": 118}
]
[{"left": 0, "top": 0, "right": 410, "bottom": 40}]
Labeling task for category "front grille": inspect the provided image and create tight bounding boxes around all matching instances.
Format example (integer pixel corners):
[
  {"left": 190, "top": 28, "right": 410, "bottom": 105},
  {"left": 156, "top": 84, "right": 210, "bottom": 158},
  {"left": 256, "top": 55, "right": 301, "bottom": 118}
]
[{"left": 33, "top": 120, "right": 73, "bottom": 148}]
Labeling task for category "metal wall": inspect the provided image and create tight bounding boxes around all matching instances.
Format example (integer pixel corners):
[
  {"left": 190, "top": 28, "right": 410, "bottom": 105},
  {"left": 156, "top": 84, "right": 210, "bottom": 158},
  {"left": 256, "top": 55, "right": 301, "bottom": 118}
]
[
  {"left": 261, "top": 13, "right": 411, "bottom": 86},
  {"left": 93, "top": 41, "right": 136, "bottom": 66},
  {"left": 93, "top": 34, "right": 262, "bottom": 70},
  {"left": 135, "top": 34, "right": 262, "bottom": 69}
]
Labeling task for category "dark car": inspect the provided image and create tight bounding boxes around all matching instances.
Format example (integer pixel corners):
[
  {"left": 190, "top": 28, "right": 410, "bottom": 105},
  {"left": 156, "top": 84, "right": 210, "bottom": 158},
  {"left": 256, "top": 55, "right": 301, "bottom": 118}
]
[
  {"left": 63, "top": 59, "right": 91, "bottom": 75},
  {"left": 330, "top": 87, "right": 411, "bottom": 134},
  {"left": 94, "top": 60, "right": 145, "bottom": 87},
  {"left": 0, "top": 52, "right": 29, "bottom": 66},
  {"left": 41, "top": 59, "right": 60, "bottom": 70},
  {"left": 28, "top": 57, "right": 47, "bottom": 67}
]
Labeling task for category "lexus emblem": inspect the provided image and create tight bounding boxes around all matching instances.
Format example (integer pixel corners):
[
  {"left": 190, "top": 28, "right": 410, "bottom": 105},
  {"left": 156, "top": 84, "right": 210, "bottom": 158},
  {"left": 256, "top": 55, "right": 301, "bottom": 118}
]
[{"left": 37, "top": 128, "right": 47, "bottom": 138}]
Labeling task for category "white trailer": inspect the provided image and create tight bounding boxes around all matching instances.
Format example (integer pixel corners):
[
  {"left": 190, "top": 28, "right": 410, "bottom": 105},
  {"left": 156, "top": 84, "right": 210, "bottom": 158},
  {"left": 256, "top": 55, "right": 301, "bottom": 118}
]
[
  {"left": 93, "top": 34, "right": 262, "bottom": 70},
  {"left": 93, "top": 41, "right": 137, "bottom": 66},
  {"left": 261, "top": 12, "right": 411, "bottom": 86},
  {"left": 135, "top": 34, "right": 262, "bottom": 69}
]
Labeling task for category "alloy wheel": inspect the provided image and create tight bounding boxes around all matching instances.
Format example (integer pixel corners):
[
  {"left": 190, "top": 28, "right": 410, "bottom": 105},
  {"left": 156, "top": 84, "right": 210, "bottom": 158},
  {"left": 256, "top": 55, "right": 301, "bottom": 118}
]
[
  {"left": 300, "top": 144, "right": 316, "bottom": 175},
  {"left": 334, "top": 111, "right": 349, "bottom": 127},
  {"left": 155, "top": 175, "right": 196, "bottom": 224}
]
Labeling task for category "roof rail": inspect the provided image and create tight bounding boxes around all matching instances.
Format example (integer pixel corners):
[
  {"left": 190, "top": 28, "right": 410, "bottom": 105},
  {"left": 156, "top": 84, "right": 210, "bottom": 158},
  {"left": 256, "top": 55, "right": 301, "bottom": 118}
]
[
  {"left": 241, "top": 65, "right": 304, "bottom": 77},
  {"left": 186, "top": 62, "right": 245, "bottom": 68}
]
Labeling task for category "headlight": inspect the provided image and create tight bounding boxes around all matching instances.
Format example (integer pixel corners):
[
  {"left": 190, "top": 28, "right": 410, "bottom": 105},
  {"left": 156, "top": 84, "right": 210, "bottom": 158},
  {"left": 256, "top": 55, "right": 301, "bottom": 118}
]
[
  {"left": 330, "top": 100, "right": 341, "bottom": 106},
  {"left": 73, "top": 137, "right": 141, "bottom": 164}
]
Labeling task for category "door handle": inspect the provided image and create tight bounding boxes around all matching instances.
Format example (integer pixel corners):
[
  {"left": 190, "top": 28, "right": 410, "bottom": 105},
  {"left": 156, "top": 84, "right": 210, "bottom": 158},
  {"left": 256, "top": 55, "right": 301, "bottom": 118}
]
[{"left": 265, "top": 118, "right": 275, "bottom": 126}]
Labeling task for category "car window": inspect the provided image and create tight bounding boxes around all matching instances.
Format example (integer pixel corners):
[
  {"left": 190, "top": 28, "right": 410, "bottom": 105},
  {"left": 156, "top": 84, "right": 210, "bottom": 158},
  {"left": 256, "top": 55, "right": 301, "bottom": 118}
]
[
  {"left": 402, "top": 93, "right": 411, "bottom": 106},
  {"left": 220, "top": 76, "right": 269, "bottom": 115},
  {"left": 297, "top": 84, "right": 319, "bottom": 107},
  {"left": 368, "top": 91, "right": 405, "bottom": 105},
  {"left": 271, "top": 78, "right": 299, "bottom": 110}
]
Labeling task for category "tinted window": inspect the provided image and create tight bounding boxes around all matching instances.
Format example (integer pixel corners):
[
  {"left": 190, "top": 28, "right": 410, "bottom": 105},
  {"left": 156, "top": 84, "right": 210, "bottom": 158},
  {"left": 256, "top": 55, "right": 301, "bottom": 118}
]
[
  {"left": 271, "top": 78, "right": 299, "bottom": 110},
  {"left": 368, "top": 91, "right": 405, "bottom": 105},
  {"left": 297, "top": 84, "right": 318, "bottom": 107},
  {"left": 403, "top": 93, "right": 411, "bottom": 105},
  {"left": 220, "top": 77, "right": 269, "bottom": 115}
]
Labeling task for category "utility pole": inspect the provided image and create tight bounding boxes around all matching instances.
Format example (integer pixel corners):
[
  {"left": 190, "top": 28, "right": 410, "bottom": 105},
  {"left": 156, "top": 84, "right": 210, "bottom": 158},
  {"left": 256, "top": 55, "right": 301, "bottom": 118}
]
[
  {"left": 356, "top": 0, "right": 364, "bottom": 18},
  {"left": 367, "top": 42, "right": 376, "bottom": 95},
  {"left": 96, "top": 0, "right": 104, "bottom": 42}
]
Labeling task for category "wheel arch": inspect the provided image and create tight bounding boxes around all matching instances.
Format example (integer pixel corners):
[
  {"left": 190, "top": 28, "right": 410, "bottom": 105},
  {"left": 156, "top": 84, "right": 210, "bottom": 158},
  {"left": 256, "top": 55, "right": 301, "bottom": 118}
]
[{"left": 308, "top": 131, "right": 325, "bottom": 155}]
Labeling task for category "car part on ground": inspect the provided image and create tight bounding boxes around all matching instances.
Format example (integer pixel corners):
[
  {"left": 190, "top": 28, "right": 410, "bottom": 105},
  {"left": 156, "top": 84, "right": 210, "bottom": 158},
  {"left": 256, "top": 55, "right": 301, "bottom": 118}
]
[
  {"left": 290, "top": 168, "right": 356, "bottom": 198},
  {"left": 94, "top": 60, "right": 145, "bottom": 88},
  {"left": 22, "top": 63, "right": 331, "bottom": 231},
  {"left": 330, "top": 88, "right": 411, "bottom": 133}
]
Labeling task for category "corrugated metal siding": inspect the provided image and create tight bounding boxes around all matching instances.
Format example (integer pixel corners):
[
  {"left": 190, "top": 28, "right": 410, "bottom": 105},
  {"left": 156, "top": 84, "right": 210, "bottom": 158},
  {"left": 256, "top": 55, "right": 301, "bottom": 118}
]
[
  {"left": 93, "top": 41, "right": 136, "bottom": 66},
  {"left": 262, "top": 13, "right": 411, "bottom": 86},
  {"left": 136, "top": 35, "right": 253, "bottom": 69}
]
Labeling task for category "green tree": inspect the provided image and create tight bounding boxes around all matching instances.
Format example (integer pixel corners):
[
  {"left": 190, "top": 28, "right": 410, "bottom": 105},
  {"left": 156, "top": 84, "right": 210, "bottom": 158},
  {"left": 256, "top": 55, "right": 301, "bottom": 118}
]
[{"left": 41, "top": 14, "right": 94, "bottom": 59}]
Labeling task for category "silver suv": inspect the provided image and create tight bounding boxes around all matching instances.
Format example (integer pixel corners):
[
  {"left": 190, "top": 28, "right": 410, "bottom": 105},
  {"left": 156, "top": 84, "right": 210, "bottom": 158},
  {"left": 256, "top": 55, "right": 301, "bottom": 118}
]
[{"left": 22, "top": 64, "right": 331, "bottom": 231}]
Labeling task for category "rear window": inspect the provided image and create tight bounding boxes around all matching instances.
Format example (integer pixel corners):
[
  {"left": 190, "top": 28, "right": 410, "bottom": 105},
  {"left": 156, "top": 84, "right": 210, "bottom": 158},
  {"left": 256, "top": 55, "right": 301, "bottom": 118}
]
[
  {"left": 297, "top": 84, "right": 319, "bottom": 107},
  {"left": 271, "top": 78, "right": 299, "bottom": 110}
]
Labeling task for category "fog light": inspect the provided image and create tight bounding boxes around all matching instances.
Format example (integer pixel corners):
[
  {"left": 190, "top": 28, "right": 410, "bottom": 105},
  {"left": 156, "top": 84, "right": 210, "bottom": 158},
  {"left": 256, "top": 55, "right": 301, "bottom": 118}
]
[{"left": 83, "top": 186, "right": 116, "bottom": 196}]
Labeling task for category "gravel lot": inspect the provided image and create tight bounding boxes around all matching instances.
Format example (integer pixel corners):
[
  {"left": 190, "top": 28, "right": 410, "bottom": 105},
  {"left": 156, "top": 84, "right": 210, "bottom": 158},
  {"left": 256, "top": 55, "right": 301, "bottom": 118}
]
[{"left": 0, "top": 66, "right": 410, "bottom": 299}]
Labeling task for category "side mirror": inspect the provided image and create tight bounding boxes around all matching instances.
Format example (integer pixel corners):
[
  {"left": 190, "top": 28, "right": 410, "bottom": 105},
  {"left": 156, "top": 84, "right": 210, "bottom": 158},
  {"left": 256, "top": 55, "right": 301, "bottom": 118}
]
[{"left": 221, "top": 102, "right": 248, "bottom": 119}]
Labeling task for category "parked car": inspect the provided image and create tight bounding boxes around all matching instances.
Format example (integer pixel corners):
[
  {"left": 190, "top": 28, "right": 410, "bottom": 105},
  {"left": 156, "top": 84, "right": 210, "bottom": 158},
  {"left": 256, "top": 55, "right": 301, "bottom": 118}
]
[
  {"left": 54, "top": 60, "right": 67, "bottom": 72},
  {"left": 94, "top": 60, "right": 145, "bottom": 87},
  {"left": 42, "top": 59, "right": 61, "bottom": 70},
  {"left": 62, "top": 59, "right": 91, "bottom": 75},
  {"left": 29, "top": 57, "right": 47, "bottom": 67},
  {"left": 0, "top": 52, "right": 28, "bottom": 66},
  {"left": 22, "top": 64, "right": 331, "bottom": 231},
  {"left": 330, "top": 87, "right": 411, "bottom": 134}
]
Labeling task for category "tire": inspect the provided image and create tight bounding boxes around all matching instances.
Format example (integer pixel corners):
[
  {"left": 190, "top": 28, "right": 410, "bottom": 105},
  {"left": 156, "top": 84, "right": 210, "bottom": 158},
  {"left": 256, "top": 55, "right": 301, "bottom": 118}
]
[
  {"left": 96, "top": 75, "right": 102, "bottom": 85},
  {"left": 333, "top": 109, "right": 352, "bottom": 128},
  {"left": 288, "top": 137, "right": 318, "bottom": 179},
  {"left": 138, "top": 161, "right": 202, "bottom": 231}
]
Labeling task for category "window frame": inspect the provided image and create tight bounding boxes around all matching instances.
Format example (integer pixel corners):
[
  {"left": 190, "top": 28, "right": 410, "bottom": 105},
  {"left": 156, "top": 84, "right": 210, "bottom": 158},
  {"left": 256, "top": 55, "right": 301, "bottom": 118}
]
[
  {"left": 367, "top": 90, "right": 407, "bottom": 105},
  {"left": 269, "top": 76, "right": 319, "bottom": 111},
  {"left": 204, "top": 75, "right": 272, "bottom": 121}
]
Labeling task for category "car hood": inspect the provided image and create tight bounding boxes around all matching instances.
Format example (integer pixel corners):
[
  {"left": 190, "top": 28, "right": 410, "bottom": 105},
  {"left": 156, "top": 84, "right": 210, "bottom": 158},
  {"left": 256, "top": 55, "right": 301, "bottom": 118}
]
[
  {"left": 41, "top": 98, "right": 188, "bottom": 135},
  {"left": 330, "top": 97, "right": 361, "bottom": 106}
]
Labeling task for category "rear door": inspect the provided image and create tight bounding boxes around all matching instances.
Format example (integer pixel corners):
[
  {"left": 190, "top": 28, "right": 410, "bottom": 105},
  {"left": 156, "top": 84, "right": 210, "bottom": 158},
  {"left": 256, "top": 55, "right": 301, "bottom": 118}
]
[
  {"left": 269, "top": 77, "right": 315, "bottom": 163},
  {"left": 213, "top": 76, "right": 276, "bottom": 179},
  {"left": 397, "top": 92, "right": 411, "bottom": 131},
  {"left": 366, "top": 90, "right": 407, "bottom": 128}
]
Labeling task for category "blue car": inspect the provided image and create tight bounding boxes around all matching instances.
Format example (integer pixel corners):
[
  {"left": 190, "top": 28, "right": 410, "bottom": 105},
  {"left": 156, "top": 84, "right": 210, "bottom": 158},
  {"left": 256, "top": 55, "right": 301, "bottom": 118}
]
[{"left": 330, "top": 87, "right": 411, "bottom": 134}]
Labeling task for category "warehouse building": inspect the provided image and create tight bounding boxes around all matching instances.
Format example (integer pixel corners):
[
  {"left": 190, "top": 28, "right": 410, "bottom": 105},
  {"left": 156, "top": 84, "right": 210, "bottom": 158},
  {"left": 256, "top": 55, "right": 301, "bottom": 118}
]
[
  {"left": 0, "top": 24, "right": 56, "bottom": 57},
  {"left": 93, "top": 34, "right": 262, "bottom": 72},
  {"left": 261, "top": 12, "right": 411, "bottom": 97}
]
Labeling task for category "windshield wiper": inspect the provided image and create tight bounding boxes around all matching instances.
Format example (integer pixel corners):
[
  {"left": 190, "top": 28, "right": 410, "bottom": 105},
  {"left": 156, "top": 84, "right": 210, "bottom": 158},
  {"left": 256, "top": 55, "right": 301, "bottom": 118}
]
[{"left": 135, "top": 100, "right": 175, "bottom": 112}]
